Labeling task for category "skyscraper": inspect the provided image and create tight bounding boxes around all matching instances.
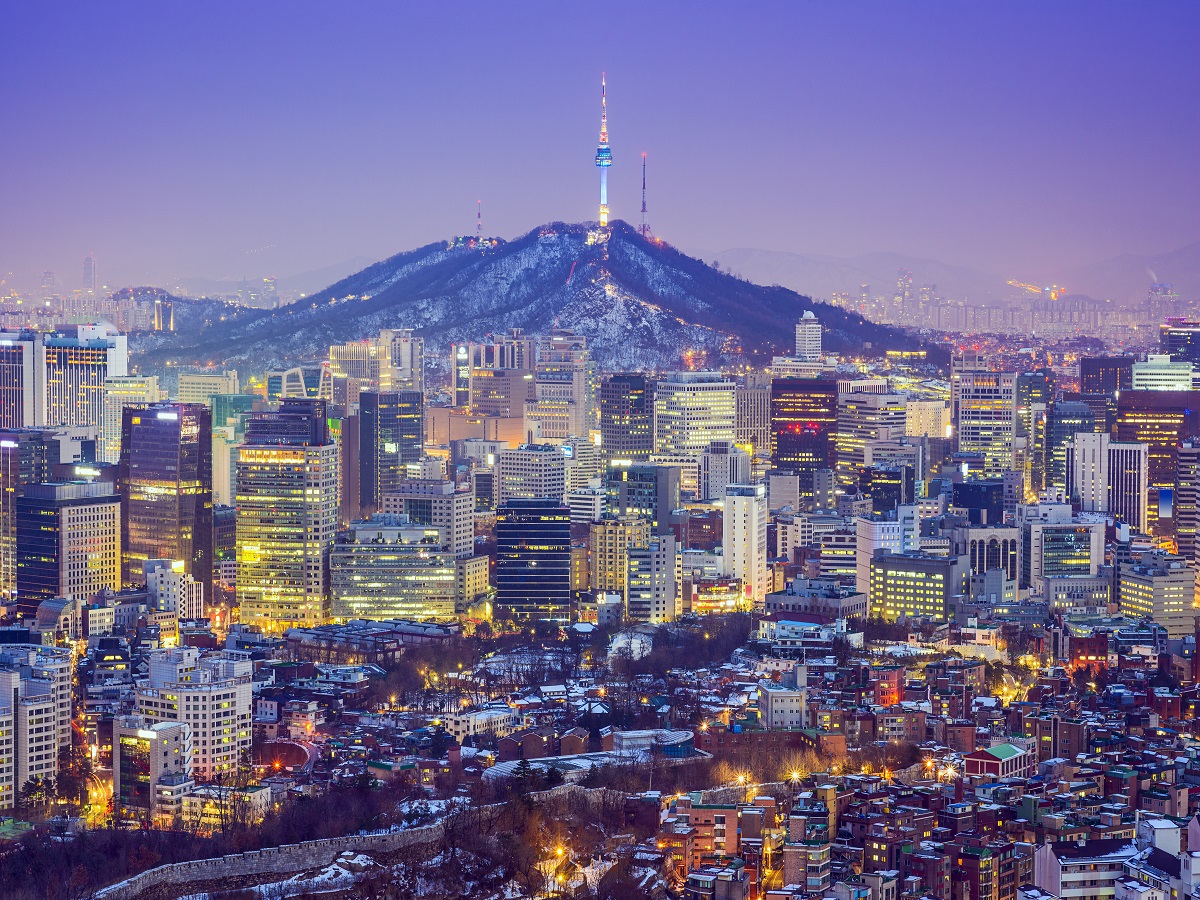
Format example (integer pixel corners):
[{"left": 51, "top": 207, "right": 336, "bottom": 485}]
[
  {"left": 118, "top": 402, "right": 213, "bottom": 594},
  {"left": 626, "top": 535, "right": 681, "bottom": 623},
  {"left": 1160, "top": 320, "right": 1200, "bottom": 367},
  {"left": 177, "top": 371, "right": 240, "bottom": 407},
  {"left": 495, "top": 499, "right": 571, "bottom": 620},
  {"left": 15, "top": 481, "right": 121, "bottom": 619},
  {"left": 497, "top": 444, "right": 566, "bottom": 505},
  {"left": 770, "top": 378, "right": 838, "bottom": 477},
  {"left": 835, "top": 392, "right": 906, "bottom": 486},
  {"left": 735, "top": 373, "right": 772, "bottom": 454},
  {"left": 525, "top": 329, "right": 595, "bottom": 440},
  {"left": 654, "top": 372, "right": 736, "bottom": 457},
  {"left": 236, "top": 399, "right": 339, "bottom": 631},
  {"left": 82, "top": 254, "right": 97, "bottom": 295},
  {"left": 44, "top": 325, "right": 129, "bottom": 429},
  {"left": 0, "top": 431, "right": 53, "bottom": 601},
  {"left": 598, "top": 373, "right": 653, "bottom": 461},
  {"left": 955, "top": 371, "right": 1017, "bottom": 477},
  {"left": 1047, "top": 400, "right": 1095, "bottom": 490},
  {"left": 1079, "top": 356, "right": 1133, "bottom": 395},
  {"left": 358, "top": 391, "right": 423, "bottom": 513},
  {"left": 794, "top": 311, "right": 822, "bottom": 361},
  {"left": 1115, "top": 390, "right": 1200, "bottom": 535},
  {"left": 723, "top": 483, "right": 769, "bottom": 608},
  {"left": 380, "top": 478, "right": 475, "bottom": 558},
  {"left": 604, "top": 462, "right": 681, "bottom": 536},
  {"left": 1069, "top": 433, "right": 1148, "bottom": 533},
  {"left": 101, "top": 375, "right": 161, "bottom": 464}
]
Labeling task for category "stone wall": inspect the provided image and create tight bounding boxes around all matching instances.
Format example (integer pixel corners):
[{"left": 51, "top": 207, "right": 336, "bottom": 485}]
[{"left": 94, "top": 823, "right": 443, "bottom": 900}]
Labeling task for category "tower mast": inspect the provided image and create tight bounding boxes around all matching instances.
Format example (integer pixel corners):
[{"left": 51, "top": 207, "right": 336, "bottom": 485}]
[
  {"left": 595, "top": 73, "right": 612, "bottom": 227},
  {"left": 640, "top": 152, "right": 648, "bottom": 238},
  {"left": 476, "top": 200, "right": 482, "bottom": 239}
]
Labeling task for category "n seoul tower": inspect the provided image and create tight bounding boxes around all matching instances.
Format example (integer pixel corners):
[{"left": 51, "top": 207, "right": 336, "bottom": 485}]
[{"left": 595, "top": 73, "right": 612, "bottom": 226}]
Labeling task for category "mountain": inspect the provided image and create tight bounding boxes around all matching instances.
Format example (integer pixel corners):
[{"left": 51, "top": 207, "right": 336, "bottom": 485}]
[
  {"left": 1060, "top": 242, "right": 1200, "bottom": 303},
  {"left": 710, "top": 247, "right": 1011, "bottom": 304},
  {"left": 137, "top": 221, "right": 931, "bottom": 372}
]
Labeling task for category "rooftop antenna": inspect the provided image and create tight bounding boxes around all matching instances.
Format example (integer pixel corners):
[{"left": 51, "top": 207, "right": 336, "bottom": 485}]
[
  {"left": 476, "top": 200, "right": 482, "bottom": 239},
  {"left": 640, "top": 152, "right": 648, "bottom": 239}
]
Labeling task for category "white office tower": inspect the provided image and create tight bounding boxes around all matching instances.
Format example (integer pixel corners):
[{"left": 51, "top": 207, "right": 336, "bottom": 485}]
[
  {"left": 723, "top": 483, "right": 769, "bottom": 607},
  {"left": 524, "top": 329, "right": 595, "bottom": 440},
  {"left": 699, "top": 440, "right": 752, "bottom": 501},
  {"left": 379, "top": 329, "right": 424, "bottom": 393},
  {"left": 1119, "top": 550, "right": 1195, "bottom": 638},
  {"left": 795, "top": 311, "right": 822, "bottom": 361},
  {"left": 626, "top": 534, "right": 681, "bottom": 623},
  {"left": 654, "top": 371, "right": 736, "bottom": 456},
  {"left": 1070, "top": 433, "right": 1149, "bottom": 533},
  {"left": 144, "top": 559, "right": 205, "bottom": 620},
  {"left": 100, "top": 375, "right": 161, "bottom": 463},
  {"left": 736, "top": 373, "right": 772, "bottom": 454},
  {"left": 177, "top": 371, "right": 240, "bottom": 407},
  {"left": 1132, "top": 354, "right": 1194, "bottom": 391},
  {"left": 135, "top": 648, "right": 252, "bottom": 781},
  {"left": 955, "top": 371, "right": 1016, "bottom": 476},
  {"left": 855, "top": 506, "right": 919, "bottom": 594},
  {"left": 496, "top": 444, "right": 567, "bottom": 504},
  {"left": 0, "top": 644, "right": 73, "bottom": 811}
]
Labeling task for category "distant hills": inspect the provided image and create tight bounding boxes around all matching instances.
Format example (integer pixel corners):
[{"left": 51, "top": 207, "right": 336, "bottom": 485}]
[{"left": 139, "top": 221, "right": 931, "bottom": 372}]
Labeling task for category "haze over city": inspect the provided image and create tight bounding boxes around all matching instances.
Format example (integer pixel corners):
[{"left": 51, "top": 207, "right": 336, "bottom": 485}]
[{"left": 2, "top": 2, "right": 1199, "bottom": 292}]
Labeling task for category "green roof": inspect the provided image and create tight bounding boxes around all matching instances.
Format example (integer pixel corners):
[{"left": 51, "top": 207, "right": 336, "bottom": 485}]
[{"left": 987, "top": 743, "right": 1024, "bottom": 761}]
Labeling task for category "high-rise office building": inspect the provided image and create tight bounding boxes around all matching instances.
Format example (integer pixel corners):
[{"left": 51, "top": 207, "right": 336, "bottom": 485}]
[
  {"left": 770, "top": 378, "right": 838, "bottom": 478},
  {"left": 836, "top": 392, "right": 906, "bottom": 486},
  {"left": 905, "top": 399, "right": 951, "bottom": 439},
  {"left": 1175, "top": 442, "right": 1200, "bottom": 563},
  {"left": 1069, "top": 433, "right": 1149, "bottom": 533},
  {"left": 236, "top": 400, "right": 339, "bottom": 631},
  {"left": 44, "top": 325, "right": 128, "bottom": 429},
  {"left": 1160, "top": 320, "right": 1200, "bottom": 367},
  {"left": 1132, "top": 354, "right": 1195, "bottom": 391},
  {"left": 1119, "top": 550, "right": 1195, "bottom": 638},
  {"left": 956, "top": 371, "right": 1017, "bottom": 477},
  {"left": 589, "top": 515, "right": 651, "bottom": 595},
  {"left": 358, "top": 391, "right": 423, "bottom": 513},
  {"left": 1115, "top": 391, "right": 1200, "bottom": 535},
  {"left": 1079, "top": 356, "right": 1133, "bottom": 395},
  {"left": 329, "top": 516, "right": 456, "bottom": 621},
  {"left": 100, "top": 375, "right": 160, "bottom": 464},
  {"left": 379, "top": 329, "right": 424, "bottom": 394},
  {"left": 699, "top": 440, "right": 751, "bottom": 502},
  {"left": 380, "top": 478, "right": 475, "bottom": 558},
  {"left": 525, "top": 329, "right": 595, "bottom": 440},
  {"left": 15, "top": 481, "right": 121, "bottom": 618},
  {"left": 177, "top": 371, "right": 240, "bottom": 408},
  {"left": 0, "top": 430, "right": 53, "bottom": 600},
  {"left": 82, "top": 254, "right": 97, "bottom": 294},
  {"left": 654, "top": 372, "right": 736, "bottom": 456},
  {"left": 855, "top": 506, "right": 919, "bottom": 594},
  {"left": 950, "top": 351, "right": 989, "bottom": 433},
  {"left": 494, "top": 499, "right": 571, "bottom": 619},
  {"left": 735, "top": 373, "right": 772, "bottom": 454},
  {"left": 794, "top": 310, "right": 822, "bottom": 361},
  {"left": 722, "top": 483, "right": 769, "bottom": 607},
  {"left": 1047, "top": 400, "right": 1095, "bottom": 490},
  {"left": 626, "top": 535, "right": 681, "bottom": 623},
  {"left": 497, "top": 444, "right": 566, "bottom": 505},
  {"left": 598, "top": 373, "right": 653, "bottom": 461},
  {"left": 118, "top": 402, "right": 213, "bottom": 593},
  {"left": 604, "top": 462, "right": 681, "bottom": 536}
]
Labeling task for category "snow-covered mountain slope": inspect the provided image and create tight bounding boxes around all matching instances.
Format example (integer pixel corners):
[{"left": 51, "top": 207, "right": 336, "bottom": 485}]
[{"left": 139, "top": 221, "right": 922, "bottom": 371}]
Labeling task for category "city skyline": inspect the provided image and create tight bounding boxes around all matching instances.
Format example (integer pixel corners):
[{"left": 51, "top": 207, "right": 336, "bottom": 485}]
[{"left": 2, "top": 3, "right": 1198, "bottom": 293}]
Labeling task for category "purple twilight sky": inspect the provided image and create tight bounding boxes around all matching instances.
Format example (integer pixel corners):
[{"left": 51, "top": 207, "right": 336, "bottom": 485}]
[{"left": 1, "top": 1, "right": 1198, "bottom": 292}]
